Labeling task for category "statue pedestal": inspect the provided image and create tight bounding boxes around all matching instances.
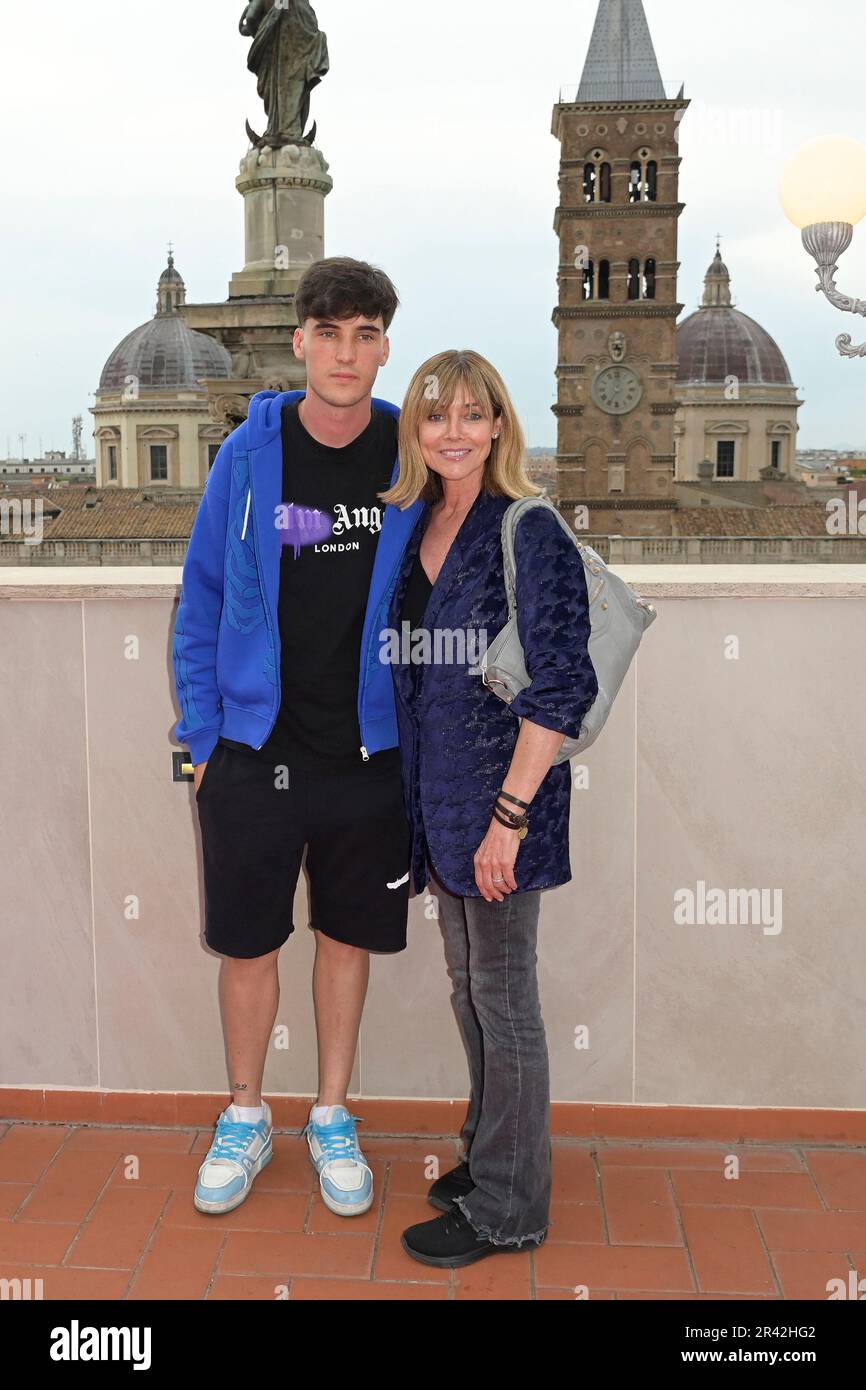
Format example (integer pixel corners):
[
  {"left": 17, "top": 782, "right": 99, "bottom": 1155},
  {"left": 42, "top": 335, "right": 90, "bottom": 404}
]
[
  {"left": 179, "top": 142, "right": 333, "bottom": 429},
  {"left": 229, "top": 143, "right": 333, "bottom": 298}
]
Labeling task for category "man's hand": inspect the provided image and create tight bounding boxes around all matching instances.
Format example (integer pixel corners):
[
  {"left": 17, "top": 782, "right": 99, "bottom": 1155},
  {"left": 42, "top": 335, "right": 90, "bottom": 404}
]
[{"left": 194, "top": 761, "right": 208, "bottom": 796}]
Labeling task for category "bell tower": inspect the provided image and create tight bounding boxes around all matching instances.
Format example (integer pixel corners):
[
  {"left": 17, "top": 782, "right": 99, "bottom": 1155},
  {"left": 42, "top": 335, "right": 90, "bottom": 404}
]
[{"left": 551, "top": 0, "right": 689, "bottom": 512}]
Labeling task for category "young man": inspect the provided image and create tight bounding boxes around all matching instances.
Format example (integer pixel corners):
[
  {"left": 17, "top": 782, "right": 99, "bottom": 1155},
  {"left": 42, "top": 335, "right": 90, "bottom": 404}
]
[{"left": 172, "top": 257, "right": 425, "bottom": 1218}]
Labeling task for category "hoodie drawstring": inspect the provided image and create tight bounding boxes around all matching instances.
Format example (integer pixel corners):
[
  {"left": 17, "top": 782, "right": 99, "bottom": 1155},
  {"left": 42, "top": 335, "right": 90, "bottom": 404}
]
[{"left": 241, "top": 487, "right": 251, "bottom": 541}]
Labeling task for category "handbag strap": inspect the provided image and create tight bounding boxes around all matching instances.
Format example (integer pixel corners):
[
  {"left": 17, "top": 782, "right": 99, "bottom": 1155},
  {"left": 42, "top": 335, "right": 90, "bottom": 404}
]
[{"left": 500, "top": 495, "right": 588, "bottom": 618}]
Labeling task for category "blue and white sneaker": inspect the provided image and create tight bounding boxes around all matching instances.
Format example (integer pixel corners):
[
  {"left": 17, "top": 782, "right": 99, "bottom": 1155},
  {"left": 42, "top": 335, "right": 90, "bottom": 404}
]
[
  {"left": 194, "top": 1101, "right": 273, "bottom": 1215},
  {"left": 302, "top": 1105, "right": 373, "bottom": 1217}
]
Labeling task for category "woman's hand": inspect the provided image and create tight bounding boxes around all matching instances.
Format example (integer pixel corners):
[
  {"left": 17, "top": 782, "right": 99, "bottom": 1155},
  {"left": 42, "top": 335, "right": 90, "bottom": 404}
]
[{"left": 474, "top": 819, "right": 521, "bottom": 902}]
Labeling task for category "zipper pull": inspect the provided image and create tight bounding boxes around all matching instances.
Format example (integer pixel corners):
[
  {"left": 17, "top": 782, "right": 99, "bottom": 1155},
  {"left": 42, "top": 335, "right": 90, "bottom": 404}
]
[{"left": 360, "top": 745, "right": 370, "bottom": 761}]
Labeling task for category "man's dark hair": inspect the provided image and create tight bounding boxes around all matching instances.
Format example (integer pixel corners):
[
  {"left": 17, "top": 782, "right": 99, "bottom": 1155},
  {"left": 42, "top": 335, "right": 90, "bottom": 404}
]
[{"left": 295, "top": 257, "right": 400, "bottom": 333}]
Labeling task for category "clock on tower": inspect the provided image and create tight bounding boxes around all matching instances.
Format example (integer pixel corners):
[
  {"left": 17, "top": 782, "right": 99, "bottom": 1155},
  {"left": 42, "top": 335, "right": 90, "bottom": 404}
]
[{"left": 591, "top": 365, "right": 644, "bottom": 415}]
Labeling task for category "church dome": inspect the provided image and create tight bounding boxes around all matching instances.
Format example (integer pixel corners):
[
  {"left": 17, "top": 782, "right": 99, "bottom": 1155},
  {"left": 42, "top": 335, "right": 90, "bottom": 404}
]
[
  {"left": 677, "top": 248, "right": 793, "bottom": 387},
  {"left": 98, "top": 254, "right": 231, "bottom": 393}
]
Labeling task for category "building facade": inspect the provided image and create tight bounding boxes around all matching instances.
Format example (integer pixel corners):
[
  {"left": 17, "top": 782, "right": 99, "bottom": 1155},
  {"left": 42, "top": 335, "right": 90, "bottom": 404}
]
[
  {"left": 675, "top": 250, "right": 802, "bottom": 482},
  {"left": 92, "top": 256, "right": 231, "bottom": 489}
]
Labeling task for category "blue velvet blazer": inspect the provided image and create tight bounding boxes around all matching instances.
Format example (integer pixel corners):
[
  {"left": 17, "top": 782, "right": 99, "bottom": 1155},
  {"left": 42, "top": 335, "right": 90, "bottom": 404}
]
[{"left": 386, "top": 487, "right": 599, "bottom": 898}]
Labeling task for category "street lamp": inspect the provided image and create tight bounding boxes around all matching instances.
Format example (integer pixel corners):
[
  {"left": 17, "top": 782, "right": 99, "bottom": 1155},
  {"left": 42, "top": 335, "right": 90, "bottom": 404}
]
[{"left": 779, "top": 136, "right": 866, "bottom": 359}]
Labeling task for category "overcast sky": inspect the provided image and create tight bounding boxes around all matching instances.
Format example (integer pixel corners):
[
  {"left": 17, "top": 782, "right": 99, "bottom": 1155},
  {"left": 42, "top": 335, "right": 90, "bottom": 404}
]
[{"left": 3, "top": 0, "right": 865, "bottom": 457}]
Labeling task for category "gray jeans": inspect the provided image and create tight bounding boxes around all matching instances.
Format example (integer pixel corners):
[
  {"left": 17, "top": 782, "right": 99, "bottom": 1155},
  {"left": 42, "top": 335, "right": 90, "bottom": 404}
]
[{"left": 428, "top": 862, "right": 552, "bottom": 1247}]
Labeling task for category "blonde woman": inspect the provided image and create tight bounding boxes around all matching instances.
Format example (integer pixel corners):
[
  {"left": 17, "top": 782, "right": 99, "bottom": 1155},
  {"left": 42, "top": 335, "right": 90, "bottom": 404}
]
[{"left": 382, "top": 351, "right": 598, "bottom": 1267}]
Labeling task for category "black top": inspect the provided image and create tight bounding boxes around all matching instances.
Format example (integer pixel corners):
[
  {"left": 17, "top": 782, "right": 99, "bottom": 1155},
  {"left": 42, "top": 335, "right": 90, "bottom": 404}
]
[
  {"left": 400, "top": 548, "right": 434, "bottom": 632},
  {"left": 394, "top": 547, "right": 434, "bottom": 699},
  {"left": 221, "top": 400, "right": 400, "bottom": 769}
]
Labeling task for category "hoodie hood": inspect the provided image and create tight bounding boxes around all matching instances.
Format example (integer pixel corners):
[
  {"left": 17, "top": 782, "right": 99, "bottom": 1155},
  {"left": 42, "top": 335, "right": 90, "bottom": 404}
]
[{"left": 244, "top": 388, "right": 401, "bottom": 449}]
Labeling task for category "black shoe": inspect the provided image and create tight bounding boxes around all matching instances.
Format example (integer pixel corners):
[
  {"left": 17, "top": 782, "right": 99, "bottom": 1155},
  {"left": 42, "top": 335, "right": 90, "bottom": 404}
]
[
  {"left": 427, "top": 1159, "right": 474, "bottom": 1212},
  {"left": 402, "top": 1206, "right": 518, "bottom": 1267}
]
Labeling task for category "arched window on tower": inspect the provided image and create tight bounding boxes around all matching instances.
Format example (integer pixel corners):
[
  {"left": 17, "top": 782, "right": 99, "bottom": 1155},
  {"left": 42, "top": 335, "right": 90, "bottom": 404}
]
[
  {"left": 643, "top": 258, "right": 656, "bottom": 300},
  {"left": 627, "top": 258, "right": 641, "bottom": 300},
  {"left": 629, "top": 161, "right": 642, "bottom": 204},
  {"left": 581, "top": 259, "right": 596, "bottom": 301},
  {"left": 583, "top": 152, "right": 611, "bottom": 204},
  {"left": 646, "top": 160, "right": 658, "bottom": 201},
  {"left": 598, "top": 260, "right": 610, "bottom": 300}
]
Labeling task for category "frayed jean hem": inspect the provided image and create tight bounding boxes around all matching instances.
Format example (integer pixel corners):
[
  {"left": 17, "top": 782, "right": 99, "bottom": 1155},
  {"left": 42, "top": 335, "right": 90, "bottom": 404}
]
[{"left": 453, "top": 1193, "right": 549, "bottom": 1248}]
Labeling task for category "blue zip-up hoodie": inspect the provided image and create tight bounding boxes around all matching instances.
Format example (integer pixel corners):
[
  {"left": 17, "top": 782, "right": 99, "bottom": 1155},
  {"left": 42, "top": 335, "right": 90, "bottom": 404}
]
[{"left": 171, "top": 389, "right": 424, "bottom": 768}]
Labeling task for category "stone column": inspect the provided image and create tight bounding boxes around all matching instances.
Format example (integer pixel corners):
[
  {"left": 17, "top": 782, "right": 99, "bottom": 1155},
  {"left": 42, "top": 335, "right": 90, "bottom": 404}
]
[{"left": 230, "top": 143, "right": 333, "bottom": 298}]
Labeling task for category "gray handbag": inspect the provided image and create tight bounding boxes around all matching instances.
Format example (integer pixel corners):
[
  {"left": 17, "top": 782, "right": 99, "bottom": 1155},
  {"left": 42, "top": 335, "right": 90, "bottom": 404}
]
[{"left": 480, "top": 496, "right": 658, "bottom": 763}]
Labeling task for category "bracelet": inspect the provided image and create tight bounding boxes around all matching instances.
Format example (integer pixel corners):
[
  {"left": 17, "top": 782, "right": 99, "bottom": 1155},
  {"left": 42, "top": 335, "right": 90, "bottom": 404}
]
[
  {"left": 492, "top": 805, "right": 529, "bottom": 839},
  {"left": 494, "top": 798, "right": 529, "bottom": 830},
  {"left": 498, "top": 790, "right": 530, "bottom": 811}
]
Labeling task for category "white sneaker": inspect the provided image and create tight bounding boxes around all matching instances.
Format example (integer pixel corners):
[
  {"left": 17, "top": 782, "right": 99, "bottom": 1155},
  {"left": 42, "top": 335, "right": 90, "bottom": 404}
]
[
  {"left": 302, "top": 1104, "right": 374, "bottom": 1216},
  {"left": 194, "top": 1101, "right": 273, "bottom": 1215}
]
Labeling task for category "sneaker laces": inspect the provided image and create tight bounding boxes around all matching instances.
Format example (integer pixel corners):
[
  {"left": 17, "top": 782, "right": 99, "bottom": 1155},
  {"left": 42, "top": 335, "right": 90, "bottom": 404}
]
[
  {"left": 301, "top": 1112, "right": 365, "bottom": 1169},
  {"left": 208, "top": 1117, "right": 261, "bottom": 1165}
]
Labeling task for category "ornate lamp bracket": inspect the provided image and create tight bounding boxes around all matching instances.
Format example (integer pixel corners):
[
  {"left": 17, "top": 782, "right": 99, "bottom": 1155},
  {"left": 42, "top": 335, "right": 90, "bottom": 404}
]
[{"left": 802, "top": 221, "right": 866, "bottom": 359}]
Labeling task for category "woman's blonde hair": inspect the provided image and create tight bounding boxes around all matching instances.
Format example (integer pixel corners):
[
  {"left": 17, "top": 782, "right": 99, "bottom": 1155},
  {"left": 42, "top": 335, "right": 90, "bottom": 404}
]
[{"left": 379, "top": 349, "right": 543, "bottom": 510}]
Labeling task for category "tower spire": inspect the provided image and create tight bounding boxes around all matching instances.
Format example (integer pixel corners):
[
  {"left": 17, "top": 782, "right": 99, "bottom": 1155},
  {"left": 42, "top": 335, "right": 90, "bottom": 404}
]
[
  {"left": 702, "top": 245, "right": 732, "bottom": 308},
  {"left": 577, "top": 0, "right": 666, "bottom": 103},
  {"left": 156, "top": 248, "right": 186, "bottom": 316}
]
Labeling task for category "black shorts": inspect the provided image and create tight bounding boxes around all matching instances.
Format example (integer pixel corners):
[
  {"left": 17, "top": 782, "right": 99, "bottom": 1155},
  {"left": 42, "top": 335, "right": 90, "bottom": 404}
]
[{"left": 195, "top": 740, "right": 411, "bottom": 958}]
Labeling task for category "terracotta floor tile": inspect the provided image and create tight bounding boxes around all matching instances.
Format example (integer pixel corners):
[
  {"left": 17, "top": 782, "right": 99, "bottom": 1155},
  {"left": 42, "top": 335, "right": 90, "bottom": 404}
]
[
  {"left": 803, "top": 1150, "right": 866, "bottom": 1211},
  {"left": 65, "top": 1187, "right": 169, "bottom": 1269},
  {"left": 597, "top": 1144, "right": 746, "bottom": 1170},
  {"left": 250, "top": 1146, "right": 318, "bottom": 1194},
  {"left": 19, "top": 1150, "right": 118, "bottom": 1224},
  {"left": 551, "top": 1147, "right": 598, "bottom": 1203},
  {"left": 606, "top": 1143, "right": 810, "bottom": 1173},
  {"left": 678, "top": 1205, "right": 777, "bottom": 1295},
  {"left": 288, "top": 1276, "right": 449, "bottom": 1299},
  {"left": 64, "top": 1126, "right": 197, "bottom": 1154},
  {"left": 616, "top": 1290, "right": 777, "bottom": 1300},
  {"left": 756, "top": 1209, "right": 866, "bottom": 1253},
  {"left": 0, "top": 1219, "right": 78, "bottom": 1264},
  {"left": 771, "top": 1249, "right": 860, "bottom": 1300},
  {"left": 126, "top": 1226, "right": 225, "bottom": 1300},
  {"left": 306, "top": 1189, "right": 381, "bottom": 1235},
  {"left": 0, "top": 1263, "right": 131, "bottom": 1300},
  {"left": 362, "top": 1137, "right": 463, "bottom": 1163},
  {"left": 372, "top": 1193, "right": 451, "bottom": 1283},
  {"left": 222, "top": 1229, "right": 374, "bottom": 1280},
  {"left": 535, "top": 1240, "right": 695, "bottom": 1293},
  {"left": 207, "top": 1274, "right": 295, "bottom": 1299},
  {"left": 547, "top": 1202, "right": 607, "bottom": 1244},
  {"left": 601, "top": 1168, "right": 682, "bottom": 1246},
  {"left": 160, "top": 1187, "right": 309, "bottom": 1233},
  {"left": 0, "top": 1182, "right": 31, "bottom": 1219},
  {"left": 385, "top": 1152, "right": 464, "bottom": 1198},
  {"left": 452, "top": 1253, "right": 535, "bottom": 1299},
  {"left": 537, "top": 1286, "right": 616, "bottom": 1300},
  {"left": 3, "top": 1121, "right": 863, "bottom": 1301},
  {"left": 0, "top": 1125, "right": 71, "bottom": 1182},
  {"left": 106, "top": 1152, "right": 202, "bottom": 1190},
  {"left": 672, "top": 1169, "right": 823, "bottom": 1210}
]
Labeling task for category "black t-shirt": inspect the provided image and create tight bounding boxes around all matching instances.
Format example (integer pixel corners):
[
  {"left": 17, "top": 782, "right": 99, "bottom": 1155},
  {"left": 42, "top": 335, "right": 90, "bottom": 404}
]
[{"left": 221, "top": 400, "right": 401, "bottom": 770}]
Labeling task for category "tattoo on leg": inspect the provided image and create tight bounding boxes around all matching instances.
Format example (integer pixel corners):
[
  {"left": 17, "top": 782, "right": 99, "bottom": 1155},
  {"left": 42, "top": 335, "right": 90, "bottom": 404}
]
[{"left": 233, "top": 1082, "right": 248, "bottom": 1092}]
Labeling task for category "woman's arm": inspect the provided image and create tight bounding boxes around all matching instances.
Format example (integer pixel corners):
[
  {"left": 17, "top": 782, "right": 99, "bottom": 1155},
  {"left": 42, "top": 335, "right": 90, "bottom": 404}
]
[{"left": 473, "top": 506, "right": 598, "bottom": 901}]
